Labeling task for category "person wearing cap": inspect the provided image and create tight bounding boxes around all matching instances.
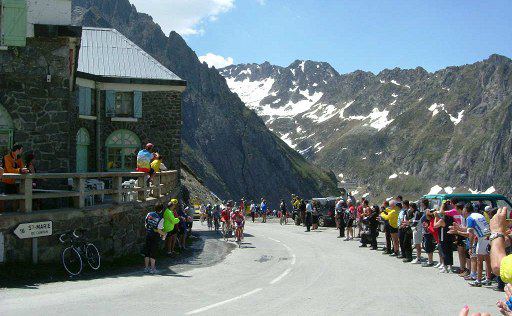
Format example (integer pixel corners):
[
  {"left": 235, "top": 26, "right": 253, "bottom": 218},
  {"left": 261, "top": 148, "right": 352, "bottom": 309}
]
[
  {"left": 163, "top": 199, "right": 180, "bottom": 255},
  {"left": 144, "top": 204, "right": 166, "bottom": 274},
  {"left": 136, "top": 143, "right": 154, "bottom": 173},
  {"left": 381, "top": 200, "right": 400, "bottom": 256}
]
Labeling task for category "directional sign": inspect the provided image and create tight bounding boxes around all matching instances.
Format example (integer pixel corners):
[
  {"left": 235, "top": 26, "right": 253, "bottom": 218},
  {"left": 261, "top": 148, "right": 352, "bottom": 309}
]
[{"left": 14, "top": 221, "right": 53, "bottom": 239}]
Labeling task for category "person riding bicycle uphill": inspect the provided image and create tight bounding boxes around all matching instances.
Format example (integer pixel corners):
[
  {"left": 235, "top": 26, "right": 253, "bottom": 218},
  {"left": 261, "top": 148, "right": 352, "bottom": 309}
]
[
  {"left": 280, "top": 199, "right": 288, "bottom": 225},
  {"left": 232, "top": 207, "right": 245, "bottom": 243},
  {"left": 144, "top": 204, "right": 166, "bottom": 274},
  {"left": 221, "top": 203, "right": 232, "bottom": 237}
]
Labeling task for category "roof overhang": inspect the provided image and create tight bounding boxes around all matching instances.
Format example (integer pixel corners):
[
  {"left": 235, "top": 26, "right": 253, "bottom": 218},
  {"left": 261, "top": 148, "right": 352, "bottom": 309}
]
[{"left": 77, "top": 71, "right": 187, "bottom": 92}]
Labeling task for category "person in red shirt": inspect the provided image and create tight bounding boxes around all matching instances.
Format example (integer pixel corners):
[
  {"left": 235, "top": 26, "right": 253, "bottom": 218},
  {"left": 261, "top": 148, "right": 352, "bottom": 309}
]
[
  {"left": 221, "top": 206, "right": 232, "bottom": 238},
  {"left": 356, "top": 200, "right": 365, "bottom": 238},
  {"left": 345, "top": 202, "right": 356, "bottom": 240}
]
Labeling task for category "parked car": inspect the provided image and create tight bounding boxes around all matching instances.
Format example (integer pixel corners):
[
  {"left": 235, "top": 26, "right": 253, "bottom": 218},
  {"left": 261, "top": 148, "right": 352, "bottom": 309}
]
[
  {"left": 422, "top": 193, "right": 512, "bottom": 214},
  {"left": 312, "top": 197, "right": 338, "bottom": 227}
]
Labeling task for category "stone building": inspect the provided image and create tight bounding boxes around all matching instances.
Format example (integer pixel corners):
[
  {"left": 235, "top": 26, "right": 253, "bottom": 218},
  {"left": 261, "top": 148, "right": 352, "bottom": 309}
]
[{"left": 0, "top": 0, "right": 186, "bottom": 174}]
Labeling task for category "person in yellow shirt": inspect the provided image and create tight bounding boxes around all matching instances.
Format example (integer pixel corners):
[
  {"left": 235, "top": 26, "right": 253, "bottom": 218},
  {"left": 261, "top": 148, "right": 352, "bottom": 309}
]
[
  {"left": 381, "top": 200, "right": 401, "bottom": 256},
  {"left": 150, "top": 153, "right": 167, "bottom": 173}
]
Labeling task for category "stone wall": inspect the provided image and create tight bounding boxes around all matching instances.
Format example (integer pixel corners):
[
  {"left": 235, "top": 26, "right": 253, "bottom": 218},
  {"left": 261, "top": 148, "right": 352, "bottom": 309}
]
[
  {"left": 0, "top": 194, "right": 177, "bottom": 264},
  {"left": 0, "top": 37, "right": 77, "bottom": 172},
  {"left": 83, "top": 90, "right": 182, "bottom": 172}
]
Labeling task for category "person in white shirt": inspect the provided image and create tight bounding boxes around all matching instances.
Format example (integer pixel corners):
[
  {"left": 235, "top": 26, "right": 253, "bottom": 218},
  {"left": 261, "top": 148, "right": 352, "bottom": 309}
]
[{"left": 305, "top": 200, "right": 313, "bottom": 232}]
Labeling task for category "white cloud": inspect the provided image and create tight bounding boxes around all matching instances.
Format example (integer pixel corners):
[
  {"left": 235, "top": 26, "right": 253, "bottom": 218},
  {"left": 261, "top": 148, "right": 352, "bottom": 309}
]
[
  {"left": 199, "top": 53, "right": 234, "bottom": 68},
  {"left": 129, "top": 0, "right": 234, "bottom": 36}
]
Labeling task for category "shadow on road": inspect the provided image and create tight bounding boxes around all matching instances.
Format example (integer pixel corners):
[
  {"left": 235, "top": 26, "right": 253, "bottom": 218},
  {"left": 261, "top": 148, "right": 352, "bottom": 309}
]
[{"left": 0, "top": 227, "right": 236, "bottom": 290}]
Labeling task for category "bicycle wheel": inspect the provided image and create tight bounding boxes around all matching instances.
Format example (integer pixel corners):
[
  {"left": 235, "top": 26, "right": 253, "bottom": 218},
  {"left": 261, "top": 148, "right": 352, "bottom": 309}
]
[
  {"left": 62, "top": 246, "right": 83, "bottom": 276},
  {"left": 85, "top": 243, "right": 101, "bottom": 270}
]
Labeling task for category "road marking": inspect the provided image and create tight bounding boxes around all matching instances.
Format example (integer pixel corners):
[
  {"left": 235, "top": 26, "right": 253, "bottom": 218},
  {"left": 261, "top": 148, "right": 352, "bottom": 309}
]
[
  {"left": 266, "top": 235, "right": 295, "bottom": 283},
  {"left": 270, "top": 268, "right": 291, "bottom": 284},
  {"left": 185, "top": 288, "right": 263, "bottom": 315},
  {"left": 268, "top": 237, "right": 281, "bottom": 243}
]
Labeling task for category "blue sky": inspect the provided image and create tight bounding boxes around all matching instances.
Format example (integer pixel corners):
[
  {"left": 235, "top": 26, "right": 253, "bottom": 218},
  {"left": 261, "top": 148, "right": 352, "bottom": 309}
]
[{"left": 130, "top": 0, "right": 512, "bottom": 74}]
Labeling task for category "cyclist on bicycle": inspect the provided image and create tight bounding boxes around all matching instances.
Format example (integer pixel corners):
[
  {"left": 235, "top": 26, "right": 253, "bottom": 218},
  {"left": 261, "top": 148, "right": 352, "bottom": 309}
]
[
  {"left": 280, "top": 199, "right": 288, "bottom": 225},
  {"left": 221, "top": 205, "right": 232, "bottom": 237},
  {"left": 206, "top": 204, "right": 213, "bottom": 230},
  {"left": 232, "top": 208, "right": 245, "bottom": 242},
  {"left": 213, "top": 204, "right": 221, "bottom": 231}
]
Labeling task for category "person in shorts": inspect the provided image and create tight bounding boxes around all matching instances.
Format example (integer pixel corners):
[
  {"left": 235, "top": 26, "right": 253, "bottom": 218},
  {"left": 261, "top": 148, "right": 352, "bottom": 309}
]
[
  {"left": 144, "top": 204, "right": 165, "bottom": 274},
  {"left": 452, "top": 203, "right": 492, "bottom": 286},
  {"left": 410, "top": 202, "right": 423, "bottom": 264}
]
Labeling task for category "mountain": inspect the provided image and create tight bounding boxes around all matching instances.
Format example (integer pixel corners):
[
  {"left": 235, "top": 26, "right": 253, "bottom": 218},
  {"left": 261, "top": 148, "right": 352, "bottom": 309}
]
[
  {"left": 220, "top": 56, "right": 512, "bottom": 199},
  {"left": 71, "top": 0, "right": 339, "bottom": 206}
]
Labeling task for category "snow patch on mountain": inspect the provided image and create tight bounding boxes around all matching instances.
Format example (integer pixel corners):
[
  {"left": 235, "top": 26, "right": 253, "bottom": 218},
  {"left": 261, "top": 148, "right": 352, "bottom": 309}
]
[
  {"left": 280, "top": 132, "right": 296, "bottom": 148},
  {"left": 225, "top": 76, "right": 275, "bottom": 109},
  {"left": 428, "top": 103, "right": 465, "bottom": 125},
  {"left": 449, "top": 110, "right": 465, "bottom": 125}
]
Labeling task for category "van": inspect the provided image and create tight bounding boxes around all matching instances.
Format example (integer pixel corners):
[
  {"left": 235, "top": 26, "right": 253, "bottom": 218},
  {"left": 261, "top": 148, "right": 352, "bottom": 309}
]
[{"left": 421, "top": 193, "right": 512, "bottom": 213}]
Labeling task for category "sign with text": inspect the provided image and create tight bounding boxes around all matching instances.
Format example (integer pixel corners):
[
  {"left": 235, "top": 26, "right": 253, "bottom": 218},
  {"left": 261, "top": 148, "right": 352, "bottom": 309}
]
[{"left": 14, "top": 221, "right": 53, "bottom": 239}]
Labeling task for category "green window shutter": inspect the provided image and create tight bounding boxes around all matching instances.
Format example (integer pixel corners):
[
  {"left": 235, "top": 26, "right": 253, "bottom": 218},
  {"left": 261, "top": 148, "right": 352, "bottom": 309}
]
[
  {"left": 78, "top": 86, "right": 92, "bottom": 116},
  {"left": 84, "top": 88, "right": 92, "bottom": 116},
  {"left": 133, "top": 91, "right": 142, "bottom": 118},
  {"left": 1, "top": 0, "right": 27, "bottom": 47},
  {"left": 105, "top": 90, "right": 116, "bottom": 117},
  {"left": 78, "top": 87, "right": 85, "bottom": 114}
]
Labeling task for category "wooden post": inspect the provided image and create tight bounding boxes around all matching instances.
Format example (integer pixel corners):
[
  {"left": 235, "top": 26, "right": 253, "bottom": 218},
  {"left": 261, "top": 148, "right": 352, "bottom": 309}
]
[
  {"left": 113, "top": 176, "right": 123, "bottom": 204},
  {"left": 138, "top": 175, "right": 147, "bottom": 202},
  {"left": 73, "top": 177, "right": 86, "bottom": 209},
  {"left": 32, "top": 238, "right": 38, "bottom": 264},
  {"left": 19, "top": 176, "right": 33, "bottom": 212}
]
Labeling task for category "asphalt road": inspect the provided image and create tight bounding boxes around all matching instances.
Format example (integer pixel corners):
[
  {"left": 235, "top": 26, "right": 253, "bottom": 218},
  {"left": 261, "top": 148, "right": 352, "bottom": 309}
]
[{"left": 0, "top": 221, "right": 503, "bottom": 315}]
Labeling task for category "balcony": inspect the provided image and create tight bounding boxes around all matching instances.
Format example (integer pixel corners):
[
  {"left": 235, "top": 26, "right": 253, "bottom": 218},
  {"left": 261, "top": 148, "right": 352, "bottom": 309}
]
[{"left": 0, "top": 170, "right": 178, "bottom": 212}]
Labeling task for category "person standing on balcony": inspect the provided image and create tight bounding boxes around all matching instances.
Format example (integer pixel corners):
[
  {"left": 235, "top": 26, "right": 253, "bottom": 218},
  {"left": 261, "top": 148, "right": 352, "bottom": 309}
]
[{"left": 1, "top": 144, "right": 29, "bottom": 211}]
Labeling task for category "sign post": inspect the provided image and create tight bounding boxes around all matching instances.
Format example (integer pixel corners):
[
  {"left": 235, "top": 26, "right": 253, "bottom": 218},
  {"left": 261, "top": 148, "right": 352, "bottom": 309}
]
[{"left": 13, "top": 221, "right": 53, "bottom": 264}]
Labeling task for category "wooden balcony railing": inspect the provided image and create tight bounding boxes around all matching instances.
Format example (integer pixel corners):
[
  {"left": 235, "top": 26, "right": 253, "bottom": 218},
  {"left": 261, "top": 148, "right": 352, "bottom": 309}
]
[{"left": 0, "top": 170, "right": 178, "bottom": 212}]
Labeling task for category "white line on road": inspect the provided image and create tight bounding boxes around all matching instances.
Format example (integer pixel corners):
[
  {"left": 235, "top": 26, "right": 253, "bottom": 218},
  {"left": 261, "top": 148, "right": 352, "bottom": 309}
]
[
  {"left": 270, "top": 268, "right": 291, "bottom": 284},
  {"left": 185, "top": 288, "right": 263, "bottom": 315},
  {"left": 267, "top": 237, "right": 281, "bottom": 243}
]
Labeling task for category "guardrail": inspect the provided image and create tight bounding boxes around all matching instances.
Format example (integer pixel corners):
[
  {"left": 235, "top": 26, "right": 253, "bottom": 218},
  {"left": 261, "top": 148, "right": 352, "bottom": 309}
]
[{"left": 0, "top": 170, "right": 178, "bottom": 212}]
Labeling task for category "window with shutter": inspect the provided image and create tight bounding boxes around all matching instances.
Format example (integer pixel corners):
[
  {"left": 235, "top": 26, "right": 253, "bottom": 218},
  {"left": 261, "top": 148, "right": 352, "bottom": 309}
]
[
  {"left": 133, "top": 91, "right": 142, "bottom": 118},
  {"left": 105, "top": 90, "right": 116, "bottom": 117},
  {"left": 1, "top": 0, "right": 27, "bottom": 47},
  {"left": 78, "top": 86, "right": 92, "bottom": 116}
]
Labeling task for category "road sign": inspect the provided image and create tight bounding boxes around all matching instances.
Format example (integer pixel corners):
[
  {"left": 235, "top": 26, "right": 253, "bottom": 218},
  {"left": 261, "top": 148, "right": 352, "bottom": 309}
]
[{"left": 14, "top": 221, "right": 53, "bottom": 239}]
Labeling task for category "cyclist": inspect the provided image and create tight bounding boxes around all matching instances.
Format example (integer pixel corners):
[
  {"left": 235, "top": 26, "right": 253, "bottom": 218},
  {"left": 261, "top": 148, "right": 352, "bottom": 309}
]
[
  {"left": 206, "top": 204, "right": 213, "bottom": 230},
  {"left": 232, "top": 207, "right": 245, "bottom": 244},
  {"left": 280, "top": 199, "right": 288, "bottom": 225},
  {"left": 221, "top": 205, "right": 232, "bottom": 239},
  {"left": 213, "top": 204, "right": 221, "bottom": 232},
  {"left": 144, "top": 204, "right": 165, "bottom": 274},
  {"left": 200, "top": 203, "right": 206, "bottom": 225}
]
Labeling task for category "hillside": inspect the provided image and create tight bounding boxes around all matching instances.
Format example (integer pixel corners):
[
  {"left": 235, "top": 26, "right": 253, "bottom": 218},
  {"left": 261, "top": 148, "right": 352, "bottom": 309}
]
[
  {"left": 221, "top": 56, "right": 512, "bottom": 199},
  {"left": 71, "top": 0, "right": 339, "bottom": 207}
]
